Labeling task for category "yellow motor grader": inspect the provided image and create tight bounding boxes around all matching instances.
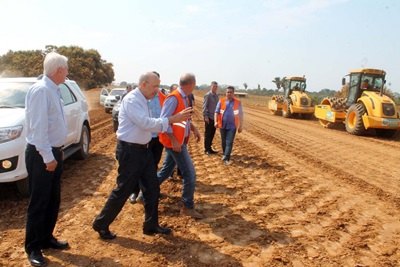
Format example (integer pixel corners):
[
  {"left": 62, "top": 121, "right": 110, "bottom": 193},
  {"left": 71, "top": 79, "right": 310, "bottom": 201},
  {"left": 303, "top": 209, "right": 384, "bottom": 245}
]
[
  {"left": 268, "top": 76, "right": 314, "bottom": 119},
  {"left": 314, "top": 68, "right": 400, "bottom": 137}
]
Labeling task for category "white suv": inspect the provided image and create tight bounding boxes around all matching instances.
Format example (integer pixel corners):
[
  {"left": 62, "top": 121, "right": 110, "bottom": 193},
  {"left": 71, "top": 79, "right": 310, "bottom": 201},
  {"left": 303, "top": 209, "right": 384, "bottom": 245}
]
[
  {"left": 0, "top": 77, "right": 91, "bottom": 196},
  {"left": 104, "top": 88, "right": 126, "bottom": 113}
]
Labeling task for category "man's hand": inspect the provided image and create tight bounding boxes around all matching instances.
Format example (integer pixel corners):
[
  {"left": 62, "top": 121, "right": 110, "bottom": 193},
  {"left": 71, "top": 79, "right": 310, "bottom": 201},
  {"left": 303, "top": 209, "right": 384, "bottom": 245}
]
[
  {"left": 204, "top": 117, "right": 209, "bottom": 124},
  {"left": 168, "top": 107, "right": 192, "bottom": 124},
  {"left": 190, "top": 124, "right": 201, "bottom": 142},
  {"left": 46, "top": 160, "right": 58, "bottom": 172},
  {"left": 171, "top": 138, "right": 181, "bottom": 152}
]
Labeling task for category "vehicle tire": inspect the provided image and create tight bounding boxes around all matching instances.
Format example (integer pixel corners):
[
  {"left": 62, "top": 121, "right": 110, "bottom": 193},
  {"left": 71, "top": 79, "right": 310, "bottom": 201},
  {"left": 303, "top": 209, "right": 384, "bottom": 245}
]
[
  {"left": 105, "top": 108, "right": 111, "bottom": 113},
  {"left": 113, "top": 120, "right": 119, "bottom": 132},
  {"left": 345, "top": 103, "right": 366, "bottom": 135},
  {"left": 72, "top": 124, "right": 90, "bottom": 160},
  {"left": 375, "top": 129, "right": 397, "bottom": 138},
  {"left": 282, "top": 99, "right": 292, "bottom": 118},
  {"left": 16, "top": 178, "right": 29, "bottom": 197}
]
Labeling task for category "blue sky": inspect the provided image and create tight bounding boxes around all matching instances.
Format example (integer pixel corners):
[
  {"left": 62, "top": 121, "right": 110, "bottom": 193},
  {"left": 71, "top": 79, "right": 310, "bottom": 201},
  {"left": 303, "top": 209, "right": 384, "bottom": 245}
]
[{"left": 1, "top": 0, "right": 399, "bottom": 92}]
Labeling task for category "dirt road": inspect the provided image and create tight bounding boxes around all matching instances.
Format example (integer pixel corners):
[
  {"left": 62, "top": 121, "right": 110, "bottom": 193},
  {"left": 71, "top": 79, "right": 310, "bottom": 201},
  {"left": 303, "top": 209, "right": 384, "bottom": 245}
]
[{"left": 0, "top": 89, "right": 399, "bottom": 266}]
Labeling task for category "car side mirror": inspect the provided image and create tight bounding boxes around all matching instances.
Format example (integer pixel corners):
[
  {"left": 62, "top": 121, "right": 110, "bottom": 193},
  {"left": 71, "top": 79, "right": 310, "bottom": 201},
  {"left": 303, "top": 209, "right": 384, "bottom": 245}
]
[
  {"left": 342, "top": 78, "right": 346, "bottom": 86},
  {"left": 115, "top": 95, "right": 121, "bottom": 100}
]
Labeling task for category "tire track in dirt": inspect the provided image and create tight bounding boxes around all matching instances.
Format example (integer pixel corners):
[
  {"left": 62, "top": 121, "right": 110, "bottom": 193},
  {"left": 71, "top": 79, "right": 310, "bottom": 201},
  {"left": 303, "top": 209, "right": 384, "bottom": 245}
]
[
  {"left": 229, "top": 122, "right": 400, "bottom": 266},
  {"left": 244, "top": 106, "right": 400, "bottom": 201}
]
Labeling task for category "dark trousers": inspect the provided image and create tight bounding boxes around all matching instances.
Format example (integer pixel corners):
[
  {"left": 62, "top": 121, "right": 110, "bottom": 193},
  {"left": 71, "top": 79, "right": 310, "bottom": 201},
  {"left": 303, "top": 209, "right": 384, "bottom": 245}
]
[
  {"left": 25, "top": 144, "right": 63, "bottom": 254},
  {"left": 93, "top": 141, "right": 160, "bottom": 231},
  {"left": 149, "top": 136, "right": 164, "bottom": 169},
  {"left": 204, "top": 118, "right": 216, "bottom": 152},
  {"left": 132, "top": 137, "right": 164, "bottom": 196}
]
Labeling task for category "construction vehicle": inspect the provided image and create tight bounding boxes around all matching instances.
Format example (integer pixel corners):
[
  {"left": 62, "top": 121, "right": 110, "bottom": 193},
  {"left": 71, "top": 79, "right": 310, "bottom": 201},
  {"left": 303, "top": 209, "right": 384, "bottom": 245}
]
[
  {"left": 268, "top": 76, "right": 315, "bottom": 119},
  {"left": 314, "top": 68, "right": 400, "bottom": 137}
]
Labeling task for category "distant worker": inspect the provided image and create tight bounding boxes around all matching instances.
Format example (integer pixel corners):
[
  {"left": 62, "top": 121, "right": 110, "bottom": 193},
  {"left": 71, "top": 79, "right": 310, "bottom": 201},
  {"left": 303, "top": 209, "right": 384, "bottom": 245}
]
[
  {"left": 214, "top": 86, "right": 244, "bottom": 165},
  {"left": 170, "top": 84, "right": 178, "bottom": 94},
  {"left": 293, "top": 83, "right": 300, "bottom": 90},
  {"left": 361, "top": 79, "right": 372, "bottom": 90},
  {"left": 202, "top": 81, "right": 219, "bottom": 155},
  {"left": 121, "top": 84, "right": 133, "bottom": 100}
]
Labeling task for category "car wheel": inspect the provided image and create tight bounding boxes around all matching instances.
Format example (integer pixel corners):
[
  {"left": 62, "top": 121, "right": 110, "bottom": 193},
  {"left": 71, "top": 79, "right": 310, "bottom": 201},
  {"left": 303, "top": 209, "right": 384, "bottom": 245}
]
[
  {"left": 16, "top": 178, "right": 29, "bottom": 197},
  {"left": 72, "top": 124, "right": 90, "bottom": 160}
]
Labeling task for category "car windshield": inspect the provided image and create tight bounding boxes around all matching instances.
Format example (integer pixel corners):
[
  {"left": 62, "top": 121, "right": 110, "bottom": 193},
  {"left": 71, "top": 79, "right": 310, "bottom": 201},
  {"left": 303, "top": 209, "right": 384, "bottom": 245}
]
[
  {"left": 110, "top": 89, "right": 125, "bottom": 96},
  {"left": 0, "top": 82, "right": 34, "bottom": 108}
]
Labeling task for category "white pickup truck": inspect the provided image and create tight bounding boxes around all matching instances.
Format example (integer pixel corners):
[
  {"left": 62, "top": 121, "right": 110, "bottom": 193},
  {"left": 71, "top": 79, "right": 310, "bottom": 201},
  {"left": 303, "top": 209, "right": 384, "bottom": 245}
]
[{"left": 0, "top": 77, "right": 91, "bottom": 196}]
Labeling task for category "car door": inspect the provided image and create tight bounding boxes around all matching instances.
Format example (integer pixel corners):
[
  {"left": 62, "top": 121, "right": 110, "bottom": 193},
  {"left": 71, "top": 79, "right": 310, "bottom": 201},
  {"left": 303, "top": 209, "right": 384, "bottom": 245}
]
[{"left": 59, "top": 83, "right": 80, "bottom": 146}]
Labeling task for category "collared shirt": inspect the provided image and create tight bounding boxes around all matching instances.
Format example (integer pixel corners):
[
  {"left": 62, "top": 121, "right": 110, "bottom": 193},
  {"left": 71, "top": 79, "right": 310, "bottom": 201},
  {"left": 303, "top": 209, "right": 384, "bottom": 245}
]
[
  {"left": 148, "top": 93, "right": 162, "bottom": 138},
  {"left": 160, "top": 87, "right": 190, "bottom": 137},
  {"left": 215, "top": 99, "right": 243, "bottom": 130},
  {"left": 202, "top": 90, "right": 219, "bottom": 119},
  {"left": 117, "top": 88, "right": 169, "bottom": 144},
  {"left": 25, "top": 76, "right": 68, "bottom": 163}
]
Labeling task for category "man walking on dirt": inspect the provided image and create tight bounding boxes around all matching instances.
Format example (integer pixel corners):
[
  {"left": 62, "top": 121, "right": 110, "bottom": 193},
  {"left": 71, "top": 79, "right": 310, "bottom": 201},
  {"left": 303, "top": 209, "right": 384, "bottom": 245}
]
[
  {"left": 24, "top": 52, "right": 70, "bottom": 267},
  {"left": 202, "top": 81, "right": 219, "bottom": 155},
  {"left": 92, "top": 72, "right": 192, "bottom": 239},
  {"left": 157, "top": 73, "right": 204, "bottom": 219},
  {"left": 214, "top": 86, "right": 243, "bottom": 165}
]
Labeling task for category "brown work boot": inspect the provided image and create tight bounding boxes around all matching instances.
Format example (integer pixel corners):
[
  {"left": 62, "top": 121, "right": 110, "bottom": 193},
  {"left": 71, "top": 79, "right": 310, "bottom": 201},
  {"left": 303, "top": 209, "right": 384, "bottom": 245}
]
[{"left": 180, "top": 206, "right": 204, "bottom": 219}]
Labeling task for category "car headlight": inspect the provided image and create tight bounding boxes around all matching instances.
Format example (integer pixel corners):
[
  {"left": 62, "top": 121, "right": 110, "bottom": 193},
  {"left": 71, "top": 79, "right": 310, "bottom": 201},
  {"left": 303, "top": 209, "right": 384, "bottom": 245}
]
[{"left": 0, "top": 125, "right": 23, "bottom": 144}]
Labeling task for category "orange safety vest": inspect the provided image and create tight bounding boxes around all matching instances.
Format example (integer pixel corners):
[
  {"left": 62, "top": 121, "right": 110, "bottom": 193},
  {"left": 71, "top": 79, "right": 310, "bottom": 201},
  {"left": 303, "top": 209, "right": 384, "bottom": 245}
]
[
  {"left": 216, "top": 98, "right": 241, "bottom": 129},
  {"left": 158, "top": 90, "right": 166, "bottom": 106},
  {"left": 159, "top": 90, "right": 189, "bottom": 148}
]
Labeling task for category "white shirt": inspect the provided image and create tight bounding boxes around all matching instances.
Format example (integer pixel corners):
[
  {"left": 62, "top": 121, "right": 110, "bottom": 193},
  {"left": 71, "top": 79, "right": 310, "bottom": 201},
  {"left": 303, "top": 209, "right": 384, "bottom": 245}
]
[
  {"left": 116, "top": 88, "right": 169, "bottom": 144},
  {"left": 25, "top": 76, "right": 67, "bottom": 163}
]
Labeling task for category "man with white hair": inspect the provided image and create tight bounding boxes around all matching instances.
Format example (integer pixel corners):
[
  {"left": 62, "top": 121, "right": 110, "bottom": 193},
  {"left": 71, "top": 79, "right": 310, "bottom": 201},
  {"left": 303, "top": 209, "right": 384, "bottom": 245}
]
[{"left": 24, "top": 52, "right": 70, "bottom": 267}]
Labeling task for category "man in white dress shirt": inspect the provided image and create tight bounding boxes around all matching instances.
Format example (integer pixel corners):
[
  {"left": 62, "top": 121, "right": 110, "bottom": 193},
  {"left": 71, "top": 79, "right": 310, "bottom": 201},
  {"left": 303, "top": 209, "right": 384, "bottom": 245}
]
[
  {"left": 93, "top": 72, "right": 192, "bottom": 239},
  {"left": 25, "top": 52, "right": 70, "bottom": 267}
]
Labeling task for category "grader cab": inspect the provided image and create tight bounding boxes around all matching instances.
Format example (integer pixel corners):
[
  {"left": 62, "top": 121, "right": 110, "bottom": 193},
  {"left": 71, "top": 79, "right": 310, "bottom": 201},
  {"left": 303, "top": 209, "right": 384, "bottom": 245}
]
[
  {"left": 314, "top": 68, "right": 400, "bottom": 137},
  {"left": 268, "top": 76, "right": 314, "bottom": 119}
]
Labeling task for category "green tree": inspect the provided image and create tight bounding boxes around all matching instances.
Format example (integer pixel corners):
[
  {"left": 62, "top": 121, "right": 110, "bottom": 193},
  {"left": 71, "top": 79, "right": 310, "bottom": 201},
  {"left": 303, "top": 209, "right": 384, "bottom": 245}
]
[{"left": 0, "top": 45, "right": 114, "bottom": 89}]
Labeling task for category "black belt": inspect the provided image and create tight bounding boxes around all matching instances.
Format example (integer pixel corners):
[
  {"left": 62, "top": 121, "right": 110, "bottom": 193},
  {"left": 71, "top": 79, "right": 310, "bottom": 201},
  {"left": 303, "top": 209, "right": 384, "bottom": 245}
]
[
  {"left": 27, "top": 143, "right": 63, "bottom": 151},
  {"left": 119, "top": 140, "right": 149, "bottom": 149}
]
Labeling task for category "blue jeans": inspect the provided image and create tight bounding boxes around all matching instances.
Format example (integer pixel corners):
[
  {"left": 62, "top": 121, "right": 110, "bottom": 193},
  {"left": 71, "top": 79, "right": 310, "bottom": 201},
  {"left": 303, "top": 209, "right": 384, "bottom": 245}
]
[
  {"left": 220, "top": 128, "right": 236, "bottom": 161},
  {"left": 158, "top": 144, "right": 196, "bottom": 209}
]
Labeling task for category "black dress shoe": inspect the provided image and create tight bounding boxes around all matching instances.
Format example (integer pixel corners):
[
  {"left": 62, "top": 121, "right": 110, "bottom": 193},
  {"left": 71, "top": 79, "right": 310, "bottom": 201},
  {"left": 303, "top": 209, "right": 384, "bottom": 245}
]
[
  {"left": 143, "top": 226, "right": 172, "bottom": 235},
  {"left": 92, "top": 224, "right": 116, "bottom": 240},
  {"left": 205, "top": 150, "right": 218, "bottom": 155},
  {"left": 42, "top": 237, "right": 69, "bottom": 250},
  {"left": 28, "top": 250, "right": 47, "bottom": 267}
]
